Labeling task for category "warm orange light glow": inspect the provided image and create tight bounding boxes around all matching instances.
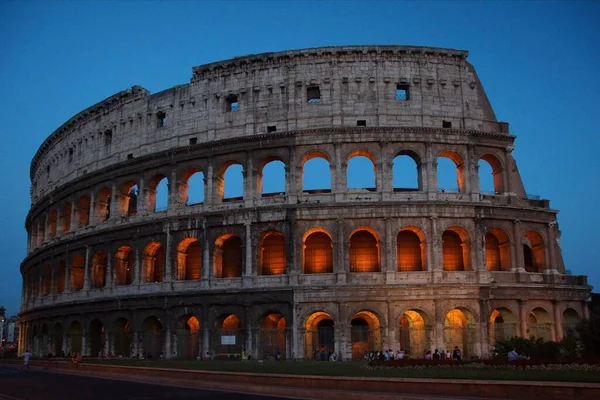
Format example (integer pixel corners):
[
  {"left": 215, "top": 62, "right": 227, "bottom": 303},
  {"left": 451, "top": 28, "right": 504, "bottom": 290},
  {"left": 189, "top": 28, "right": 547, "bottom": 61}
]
[
  {"left": 177, "top": 238, "right": 201, "bottom": 280},
  {"left": 442, "top": 230, "right": 464, "bottom": 271},
  {"left": 303, "top": 231, "right": 333, "bottom": 273},
  {"left": 349, "top": 229, "right": 379, "bottom": 272},
  {"left": 92, "top": 251, "right": 107, "bottom": 288},
  {"left": 221, "top": 314, "right": 241, "bottom": 331},
  {"left": 71, "top": 254, "right": 85, "bottom": 291},
  {"left": 260, "top": 231, "right": 286, "bottom": 275},
  {"left": 524, "top": 231, "right": 545, "bottom": 272},
  {"left": 114, "top": 246, "right": 134, "bottom": 285},
  {"left": 397, "top": 230, "right": 423, "bottom": 271},
  {"left": 186, "top": 316, "right": 200, "bottom": 333},
  {"left": 143, "top": 242, "right": 165, "bottom": 283}
]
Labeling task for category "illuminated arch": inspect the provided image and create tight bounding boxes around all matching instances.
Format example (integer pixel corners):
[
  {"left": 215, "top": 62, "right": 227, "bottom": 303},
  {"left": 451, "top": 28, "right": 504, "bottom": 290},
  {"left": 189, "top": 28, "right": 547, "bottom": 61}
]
[
  {"left": 114, "top": 246, "right": 134, "bottom": 286},
  {"left": 350, "top": 310, "right": 382, "bottom": 359},
  {"left": 399, "top": 309, "right": 432, "bottom": 356},
  {"left": 257, "top": 157, "right": 286, "bottom": 196},
  {"left": 528, "top": 307, "right": 552, "bottom": 341},
  {"left": 479, "top": 154, "right": 504, "bottom": 194},
  {"left": 442, "top": 226, "right": 470, "bottom": 271},
  {"left": 489, "top": 307, "right": 517, "bottom": 344},
  {"left": 485, "top": 228, "right": 511, "bottom": 271},
  {"left": 304, "top": 311, "right": 335, "bottom": 358},
  {"left": 259, "top": 230, "right": 286, "bottom": 275},
  {"left": 70, "top": 254, "right": 85, "bottom": 291},
  {"left": 444, "top": 308, "right": 476, "bottom": 357},
  {"left": 397, "top": 226, "right": 426, "bottom": 271},
  {"left": 303, "top": 228, "right": 333, "bottom": 274},
  {"left": 176, "top": 238, "right": 202, "bottom": 280},
  {"left": 349, "top": 227, "right": 380, "bottom": 272},
  {"left": 143, "top": 242, "right": 165, "bottom": 283},
  {"left": 214, "top": 234, "right": 243, "bottom": 278},
  {"left": 92, "top": 251, "right": 107, "bottom": 288},
  {"left": 523, "top": 230, "right": 545, "bottom": 272},
  {"left": 437, "top": 151, "right": 466, "bottom": 193}
]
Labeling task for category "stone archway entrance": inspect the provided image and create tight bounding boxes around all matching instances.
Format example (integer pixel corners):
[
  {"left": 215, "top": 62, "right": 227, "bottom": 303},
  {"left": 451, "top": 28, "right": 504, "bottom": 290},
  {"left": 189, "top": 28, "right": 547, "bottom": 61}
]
[{"left": 175, "top": 315, "right": 200, "bottom": 360}]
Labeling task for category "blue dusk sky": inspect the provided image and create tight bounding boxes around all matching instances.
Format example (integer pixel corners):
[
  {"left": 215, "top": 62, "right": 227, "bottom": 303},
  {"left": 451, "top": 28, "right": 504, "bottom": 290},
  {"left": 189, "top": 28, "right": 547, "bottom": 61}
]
[{"left": 0, "top": 1, "right": 598, "bottom": 316}]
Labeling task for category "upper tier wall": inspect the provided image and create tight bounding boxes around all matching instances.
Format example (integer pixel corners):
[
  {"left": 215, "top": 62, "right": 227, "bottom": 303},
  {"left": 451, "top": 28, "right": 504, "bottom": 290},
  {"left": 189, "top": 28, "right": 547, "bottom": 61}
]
[{"left": 30, "top": 45, "right": 506, "bottom": 204}]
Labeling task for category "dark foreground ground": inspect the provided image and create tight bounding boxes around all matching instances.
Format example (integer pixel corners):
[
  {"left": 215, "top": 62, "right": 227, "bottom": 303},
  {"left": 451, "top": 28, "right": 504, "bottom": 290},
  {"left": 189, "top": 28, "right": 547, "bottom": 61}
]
[{"left": 0, "top": 365, "right": 290, "bottom": 400}]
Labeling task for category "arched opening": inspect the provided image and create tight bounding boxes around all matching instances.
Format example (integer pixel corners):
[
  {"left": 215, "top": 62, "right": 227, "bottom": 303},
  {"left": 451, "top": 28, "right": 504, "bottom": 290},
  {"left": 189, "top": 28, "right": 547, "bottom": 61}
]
[
  {"left": 214, "top": 234, "right": 243, "bottom": 278},
  {"left": 259, "top": 231, "right": 286, "bottom": 275},
  {"left": 350, "top": 311, "right": 382, "bottom": 360},
  {"left": 259, "top": 159, "right": 286, "bottom": 196},
  {"left": 523, "top": 231, "right": 545, "bottom": 272},
  {"left": 67, "top": 321, "right": 82, "bottom": 355},
  {"left": 302, "top": 153, "right": 331, "bottom": 193},
  {"left": 141, "top": 316, "right": 164, "bottom": 359},
  {"left": 70, "top": 254, "right": 85, "bottom": 291},
  {"left": 143, "top": 242, "right": 165, "bottom": 283},
  {"left": 528, "top": 307, "right": 552, "bottom": 341},
  {"left": 175, "top": 315, "right": 200, "bottom": 360},
  {"left": 149, "top": 175, "right": 168, "bottom": 213},
  {"left": 485, "top": 229, "right": 511, "bottom": 271},
  {"left": 176, "top": 238, "right": 201, "bottom": 280},
  {"left": 399, "top": 310, "right": 432, "bottom": 356},
  {"left": 181, "top": 168, "right": 205, "bottom": 205},
  {"left": 49, "top": 209, "right": 58, "bottom": 238},
  {"left": 397, "top": 228, "right": 425, "bottom": 271},
  {"left": 42, "top": 264, "right": 52, "bottom": 296},
  {"left": 38, "top": 217, "right": 45, "bottom": 246},
  {"left": 111, "top": 318, "right": 131, "bottom": 357},
  {"left": 77, "top": 195, "right": 91, "bottom": 227},
  {"left": 392, "top": 151, "right": 421, "bottom": 191},
  {"left": 437, "top": 151, "right": 465, "bottom": 193},
  {"left": 118, "top": 182, "right": 138, "bottom": 217},
  {"left": 303, "top": 229, "right": 333, "bottom": 274},
  {"left": 55, "top": 260, "right": 66, "bottom": 294},
  {"left": 61, "top": 202, "right": 72, "bottom": 233},
  {"left": 479, "top": 154, "right": 504, "bottom": 194},
  {"left": 52, "top": 323, "right": 63, "bottom": 356},
  {"left": 442, "top": 228, "right": 469, "bottom": 271},
  {"left": 347, "top": 153, "right": 376, "bottom": 190},
  {"left": 562, "top": 308, "right": 580, "bottom": 337},
  {"left": 304, "top": 312, "right": 334, "bottom": 359},
  {"left": 29, "top": 269, "right": 39, "bottom": 299},
  {"left": 89, "top": 319, "right": 105, "bottom": 357},
  {"left": 258, "top": 313, "right": 287, "bottom": 360},
  {"left": 489, "top": 308, "right": 517, "bottom": 345},
  {"left": 114, "top": 246, "right": 134, "bottom": 286},
  {"left": 215, "top": 314, "right": 243, "bottom": 357},
  {"left": 444, "top": 308, "right": 476, "bottom": 358},
  {"left": 92, "top": 251, "right": 107, "bottom": 288},
  {"left": 349, "top": 229, "right": 380, "bottom": 272},
  {"left": 218, "top": 162, "right": 244, "bottom": 201},
  {"left": 95, "top": 187, "right": 111, "bottom": 222}
]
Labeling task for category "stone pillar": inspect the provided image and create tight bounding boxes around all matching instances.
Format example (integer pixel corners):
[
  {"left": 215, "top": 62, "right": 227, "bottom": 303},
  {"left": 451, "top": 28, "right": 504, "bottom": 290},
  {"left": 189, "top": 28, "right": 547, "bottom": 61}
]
[
  {"left": 202, "top": 327, "right": 210, "bottom": 359},
  {"left": 474, "top": 219, "right": 485, "bottom": 271},
  {"left": 244, "top": 155, "right": 255, "bottom": 206},
  {"left": 132, "top": 332, "right": 139, "bottom": 358},
  {"left": 429, "top": 217, "right": 441, "bottom": 271},
  {"left": 206, "top": 159, "right": 214, "bottom": 206},
  {"left": 62, "top": 332, "right": 68, "bottom": 355},
  {"left": 434, "top": 299, "right": 444, "bottom": 351},
  {"left": 164, "top": 326, "right": 172, "bottom": 359},
  {"left": 38, "top": 271, "right": 43, "bottom": 298},
  {"left": 133, "top": 246, "right": 141, "bottom": 285},
  {"left": 137, "top": 177, "right": 146, "bottom": 215},
  {"left": 518, "top": 300, "right": 527, "bottom": 338},
  {"left": 83, "top": 246, "right": 91, "bottom": 291},
  {"left": 81, "top": 330, "right": 88, "bottom": 356},
  {"left": 44, "top": 213, "right": 50, "bottom": 243},
  {"left": 546, "top": 223, "right": 557, "bottom": 271},
  {"left": 64, "top": 253, "right": 71, "bottom": 293},
  {"left": 287, "top": 147, "right": 297, "bottom": 201},
  {"left": 333, "top": 141, "right": 343, "bottom": 200},
  {"left": 425, "top": 142, "right": 436, "bottom": 198},
  {"left": 105, "top": 246, "right": 113, "bottom": 288},
  {"left": 512, "top": 220, "right": 523, "bottom": 271},
  {"left": 384, "top": 217, "right": 394, "bottom": 273},
  {"left": 379, "top": 141, "right": 391, "bottom": 195},
  {"left": 164, "top": 224, "right": 172, "bottom": 282},
  {"left": 292, "top": 304, "right": 299, "bottom": 360},
  {"left": 503, "top": 148, "right": 514, "bottom": 195},
  {"left": 336, "top": 218, "right": 346, "bottom": 283},
  {"left": 243, "top": 222, "right": 253, "bottom": 287},
  {"left": 109, "top": 182, "right": 118, "bottom": 220},
  {"left": 202, "top": 219, "right": 210, "bottom": 282},
  {"left": 553, "top": 301, "right": 562, "bottom": 341},
  {"left": 467, "top": 144, "right": 479, "bottom": 201},
  {"left": 479, "top": 299, "right": 489, "bottom": 358},
  {"left": 88, "top": 190, "right": 96, "bottom": 226},
  {"left": 168, "top": 168, "right": 178, "bottom": 211},
  {"left": 70, "top": 199, "right": 78, "bottom": 231}
]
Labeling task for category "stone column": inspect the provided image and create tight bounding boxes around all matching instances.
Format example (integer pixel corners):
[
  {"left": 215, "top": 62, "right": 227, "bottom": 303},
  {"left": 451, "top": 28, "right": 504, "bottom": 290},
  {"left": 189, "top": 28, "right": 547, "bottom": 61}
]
[
  {"left": 64, "top": 253, "right": 71, "bottom": 293},
  {"left": 105, "top": 246, "right": 113, "bottom": 288},
  {"left": 546, "top": 223, "right": 557, "bottom": 271},
  {"left": 44, "top": 213, "right": 50, "bottom": 243},
  {"left": 425, "top": 142, "right": 436, "bottom": 198},
  {"left": 88, "top": 190, "right": 96, "bottom": 226},
  {"left": 434, "top": 299, "right": 445, "bottom": 351},
  {"left": 429, "top": 217, "right": 441, "bottom": 271},
  {"left": 384, "top": 217, "right": 394, "bottom": 273},
  {"left": 164, "top": 326, "right": 172, "bottom": 359},
  {"left": 205, "top": 159, "right": 214, "bottom": 206},
  {"left": 467, "top": 144, "right": 479, "bottom": 201},
  {"left": 83, "top": 246, "right": 91, "bottom": 291},
  {"left": 137, "top": 177, "right": 146, "bottom": 215},
  {"left": 164, "top": 224, "right": 172, "bottom": 282},
  {"left": 512, "top": 220, "right": 523, "bottom": 271},
  {"left": 70, "top": 199, "right": 78, "bottom": 231},
  {"left": 133, "top": 246, "right": 141, "bottom": 285},
  {"left": 202, "top": 219, "right": 210, "bottom": 282},
  {"left": 553, "top": 301, "right": 562, "bottom": 341},
  {"left": 336, "top": 218, "right": 346, "bottom": 283},
  {"left": 287, "top": 146, "right": 298, "bottom": 203},
  {"left": 583, "top": 301, "right": 590, "bottom": 320},
  {"left": 479, "top": 299, "right": 489, "bottom": 358},
  {"left": 81, "top": 330, "right": 88, "bottom": 356},
  {"left": 168, "top": 168, "right": 178, "bottom": 211},
  {"left": 518, "top": 300, "right": 527, "bottom": 338},
  {"left": 202, "top": 327, "right": 210, "bottom": 359},
  {"left": 379, "top": 141, "right": 391, "bottom": 195},
  {"left": 333, "top": 141, "right": 343, "bottom": 200},
  {"left": 244, "top": 154, "right": 255, "bottom": 207},
  {"left": 109, "top": 182, "right": 118, "bottom": 220},
  {"left": 243, "top": 222, "right": 253, "bottom": 287}
]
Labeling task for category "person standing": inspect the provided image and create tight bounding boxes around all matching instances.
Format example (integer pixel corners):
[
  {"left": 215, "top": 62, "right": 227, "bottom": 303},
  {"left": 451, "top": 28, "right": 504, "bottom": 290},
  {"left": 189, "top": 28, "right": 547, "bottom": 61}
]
[{"left": 21, "top": 349, "right": 32, "bottom": 370}]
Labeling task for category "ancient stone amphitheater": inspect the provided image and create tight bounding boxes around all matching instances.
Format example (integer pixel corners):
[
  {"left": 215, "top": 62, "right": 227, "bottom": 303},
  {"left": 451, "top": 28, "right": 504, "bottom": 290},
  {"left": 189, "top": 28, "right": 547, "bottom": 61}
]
[{"left": 20, "top": 45, "right": 591, "bottom": 361}]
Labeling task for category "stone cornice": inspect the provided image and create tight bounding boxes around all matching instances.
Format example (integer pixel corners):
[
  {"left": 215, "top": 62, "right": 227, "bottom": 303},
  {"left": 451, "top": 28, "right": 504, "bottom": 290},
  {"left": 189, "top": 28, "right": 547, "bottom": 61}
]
[
  {"left": 30, "top": 85, "right": 150, "bottom": 180},
  {"left": 191, "top": 45, "right": 468, "bottom": 82}
]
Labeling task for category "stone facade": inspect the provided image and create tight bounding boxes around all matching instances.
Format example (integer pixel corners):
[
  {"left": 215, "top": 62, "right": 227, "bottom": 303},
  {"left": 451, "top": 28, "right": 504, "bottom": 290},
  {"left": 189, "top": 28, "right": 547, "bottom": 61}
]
[{"left": 20, "top": 45, "right": 590, "bottom": 361}]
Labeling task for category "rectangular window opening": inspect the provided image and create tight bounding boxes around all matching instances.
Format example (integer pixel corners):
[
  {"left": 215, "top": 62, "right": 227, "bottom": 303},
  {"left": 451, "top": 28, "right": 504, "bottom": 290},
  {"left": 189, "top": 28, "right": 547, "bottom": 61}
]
[
  {"left": 157, "top": 111, "right": 167, "bottom": 128},
  {"left": 357, "top": 120, "right": 367, "bottom": 127},
  {"left": 189, "top": 137, "right": 198, "bottom": 145},
  {"left": 267, "top": 125, "right": 277, "bottom": 133},
  {"left": 127, "top": 153, "right": 134, "bottom": 160},
  {"left": 226, "top": 95, "right": 239, "bottom": 112},
  {"left": 307, "top": 85, "right": 321, "bottom": 103},
  {"left": 104, "top": 130, "right": 112, "bottom": 146},
  {"left": 396, "top": 84, "right": 410, "bottom": 101},
  {"left": 68, "top": 148, "right": 74, "bottom": 163},
  {"left": 442, "top": 120, "right": 452, "bottom": 128}
]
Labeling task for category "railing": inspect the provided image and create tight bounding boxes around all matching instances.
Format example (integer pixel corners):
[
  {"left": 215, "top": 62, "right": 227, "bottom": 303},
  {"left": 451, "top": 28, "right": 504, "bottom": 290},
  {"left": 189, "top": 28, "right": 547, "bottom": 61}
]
[{"left": 526, "top": 193, "right": 541, "bottom": 200}]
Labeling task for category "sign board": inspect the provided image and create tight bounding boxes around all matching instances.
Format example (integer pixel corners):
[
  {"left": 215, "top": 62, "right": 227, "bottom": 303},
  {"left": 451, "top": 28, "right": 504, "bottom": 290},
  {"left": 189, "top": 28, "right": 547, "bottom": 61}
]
[
  {"left": 8, "top": 322, "right": 15, "bottom": 342},
  {"left": 220, "top": 335, "right": 236, "bottom": 345}
]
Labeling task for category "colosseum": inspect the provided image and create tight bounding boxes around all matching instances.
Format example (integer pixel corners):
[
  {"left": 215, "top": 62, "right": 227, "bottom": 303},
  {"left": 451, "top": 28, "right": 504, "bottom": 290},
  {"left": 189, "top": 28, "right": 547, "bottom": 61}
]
[{"left": 19, "top": 45, "right": 591, "bottom": 361}]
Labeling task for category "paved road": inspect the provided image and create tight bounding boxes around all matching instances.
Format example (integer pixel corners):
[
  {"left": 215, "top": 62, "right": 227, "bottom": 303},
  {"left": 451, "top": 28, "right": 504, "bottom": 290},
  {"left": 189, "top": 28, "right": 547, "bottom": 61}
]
[{"left": 0, "top": 366, "right": 291, "bottom": 400}]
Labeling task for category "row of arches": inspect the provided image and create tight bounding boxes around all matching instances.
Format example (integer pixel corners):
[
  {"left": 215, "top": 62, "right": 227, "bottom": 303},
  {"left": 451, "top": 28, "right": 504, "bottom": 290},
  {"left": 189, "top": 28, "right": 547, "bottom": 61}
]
[
  {"left": 24, "top": 225, "right": 548, "bottom": 299},
  {"left": 29, "top": 149, "right": 507, "bottom": 249},
  {"left": 24, "top": 306, "right": 582, "bottom": 361}
]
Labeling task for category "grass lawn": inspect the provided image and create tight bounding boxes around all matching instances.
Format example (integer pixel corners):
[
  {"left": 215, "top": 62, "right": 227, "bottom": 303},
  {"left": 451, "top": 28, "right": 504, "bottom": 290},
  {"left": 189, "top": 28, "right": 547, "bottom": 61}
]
[{"left": 82, "top": 359, "right": 600, "bottom": 383}]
